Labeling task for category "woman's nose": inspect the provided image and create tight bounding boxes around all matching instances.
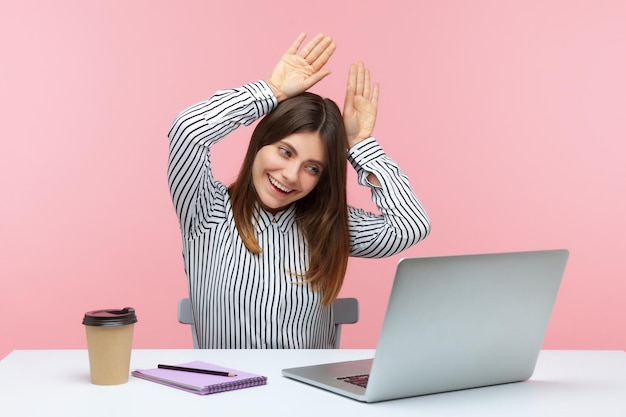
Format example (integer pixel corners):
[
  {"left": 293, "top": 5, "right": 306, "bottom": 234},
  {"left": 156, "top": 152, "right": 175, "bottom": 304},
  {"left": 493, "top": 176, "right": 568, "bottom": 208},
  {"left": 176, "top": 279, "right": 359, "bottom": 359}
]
[{"left": 281, "top": 162, "right": 299, "bottom": 183}]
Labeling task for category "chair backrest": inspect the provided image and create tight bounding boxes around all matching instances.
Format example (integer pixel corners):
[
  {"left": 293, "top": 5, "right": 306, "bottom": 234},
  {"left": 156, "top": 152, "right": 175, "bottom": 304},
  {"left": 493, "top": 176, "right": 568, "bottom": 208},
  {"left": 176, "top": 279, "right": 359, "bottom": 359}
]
[{"left": 177, "top": 297, "right": 359, "bottom": 349}]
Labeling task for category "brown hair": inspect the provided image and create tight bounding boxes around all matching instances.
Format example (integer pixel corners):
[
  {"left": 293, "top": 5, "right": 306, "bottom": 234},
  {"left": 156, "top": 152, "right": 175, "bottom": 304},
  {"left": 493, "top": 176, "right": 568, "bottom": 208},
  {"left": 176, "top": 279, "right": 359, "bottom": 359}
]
[{"left": 229, "top": 92, "right": 350, "bottom": 306}]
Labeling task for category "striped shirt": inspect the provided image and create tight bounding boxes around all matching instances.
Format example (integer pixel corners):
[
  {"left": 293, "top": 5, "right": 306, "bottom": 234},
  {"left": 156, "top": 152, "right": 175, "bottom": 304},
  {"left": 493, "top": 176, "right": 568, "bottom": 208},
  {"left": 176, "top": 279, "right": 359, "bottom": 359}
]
[{"left": 167, "top": 81, "right": 430, "bottom": 348}]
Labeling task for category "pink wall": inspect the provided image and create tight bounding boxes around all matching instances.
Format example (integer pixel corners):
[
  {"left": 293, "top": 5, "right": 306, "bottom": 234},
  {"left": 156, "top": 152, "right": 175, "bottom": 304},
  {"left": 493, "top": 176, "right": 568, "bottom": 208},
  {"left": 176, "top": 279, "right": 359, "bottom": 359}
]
[{"left": 1, "top": 1, "right": 625, "bottom": 359}]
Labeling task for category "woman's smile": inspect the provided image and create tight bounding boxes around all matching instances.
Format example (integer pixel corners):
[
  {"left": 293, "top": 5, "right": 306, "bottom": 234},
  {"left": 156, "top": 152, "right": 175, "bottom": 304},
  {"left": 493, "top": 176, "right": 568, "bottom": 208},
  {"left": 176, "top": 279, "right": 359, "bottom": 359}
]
[{"left": 268, "top": 174, "right": 294, "bottom": 194}]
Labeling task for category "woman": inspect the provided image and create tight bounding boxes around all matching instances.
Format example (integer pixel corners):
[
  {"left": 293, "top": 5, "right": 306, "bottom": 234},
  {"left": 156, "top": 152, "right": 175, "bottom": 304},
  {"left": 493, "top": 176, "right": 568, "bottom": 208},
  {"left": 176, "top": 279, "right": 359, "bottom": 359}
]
[{"left": 167, "top": 33, "right": 430, "bottom": 348}]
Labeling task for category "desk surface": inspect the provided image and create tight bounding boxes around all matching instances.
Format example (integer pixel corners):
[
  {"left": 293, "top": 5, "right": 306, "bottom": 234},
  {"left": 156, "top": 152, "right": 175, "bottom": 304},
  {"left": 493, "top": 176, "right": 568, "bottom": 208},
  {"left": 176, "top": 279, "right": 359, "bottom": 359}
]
[{"left": 1, "top": 349, "right": 625, "bottom": 416}]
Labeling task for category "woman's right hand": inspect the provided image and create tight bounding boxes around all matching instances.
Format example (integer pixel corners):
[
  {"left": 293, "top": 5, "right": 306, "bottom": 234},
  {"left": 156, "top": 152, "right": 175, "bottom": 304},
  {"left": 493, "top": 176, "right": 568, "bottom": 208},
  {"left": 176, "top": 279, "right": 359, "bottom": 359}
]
[
  {"left": 343, "top": 62, "right": 379, "bottom": 149},
  {"left": 266, "top": 33, "right": 336, "bottom": 102}
]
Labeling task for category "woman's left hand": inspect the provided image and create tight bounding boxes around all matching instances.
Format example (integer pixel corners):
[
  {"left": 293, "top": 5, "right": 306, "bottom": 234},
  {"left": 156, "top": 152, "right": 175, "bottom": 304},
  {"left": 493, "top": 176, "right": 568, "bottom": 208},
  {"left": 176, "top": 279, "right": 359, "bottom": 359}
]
[
  {"left": 343, "top": 62, "right": 379, "bottom": 149},
  {"left": 267, "top": 33, "right": 336, "bottom": 102}
]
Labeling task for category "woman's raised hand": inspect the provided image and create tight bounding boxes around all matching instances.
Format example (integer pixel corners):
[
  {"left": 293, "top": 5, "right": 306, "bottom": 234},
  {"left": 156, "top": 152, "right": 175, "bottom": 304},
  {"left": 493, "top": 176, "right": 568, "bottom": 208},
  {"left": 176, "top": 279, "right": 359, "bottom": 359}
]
[
  {"left": 343, "top": 62, "right": 379, "bottom": 148},
  {"left": 266, "top": 33, "right": 336, "bottom": 102}
]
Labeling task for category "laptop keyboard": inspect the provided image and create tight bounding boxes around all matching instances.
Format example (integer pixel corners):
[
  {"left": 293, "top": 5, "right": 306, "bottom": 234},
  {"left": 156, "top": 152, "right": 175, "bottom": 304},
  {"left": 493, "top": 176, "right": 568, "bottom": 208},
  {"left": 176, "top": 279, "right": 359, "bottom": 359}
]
[{"left": 337, "top": 374, "right": 369, "bottom": 388}]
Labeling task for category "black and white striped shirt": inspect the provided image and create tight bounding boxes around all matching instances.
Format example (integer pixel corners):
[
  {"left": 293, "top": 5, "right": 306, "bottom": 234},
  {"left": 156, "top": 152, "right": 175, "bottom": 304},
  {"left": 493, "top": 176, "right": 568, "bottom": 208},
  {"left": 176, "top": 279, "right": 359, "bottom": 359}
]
[{"left": 167, "top": 81, "right": 430, "bottom": 348}]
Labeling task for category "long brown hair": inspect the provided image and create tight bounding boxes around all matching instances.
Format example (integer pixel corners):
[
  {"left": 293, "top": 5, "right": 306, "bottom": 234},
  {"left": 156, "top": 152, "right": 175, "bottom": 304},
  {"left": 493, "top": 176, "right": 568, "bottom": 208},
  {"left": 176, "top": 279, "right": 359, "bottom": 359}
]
[{"left": 229, "top": 92, "right": 350, "bottom": 306}]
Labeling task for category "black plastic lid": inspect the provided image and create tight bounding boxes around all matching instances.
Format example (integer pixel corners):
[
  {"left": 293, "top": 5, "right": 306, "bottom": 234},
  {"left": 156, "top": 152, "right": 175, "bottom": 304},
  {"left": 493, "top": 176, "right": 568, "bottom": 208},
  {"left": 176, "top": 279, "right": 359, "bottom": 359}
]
[{"left": 82, "top": 307, "right": 138, "bottom": 326}]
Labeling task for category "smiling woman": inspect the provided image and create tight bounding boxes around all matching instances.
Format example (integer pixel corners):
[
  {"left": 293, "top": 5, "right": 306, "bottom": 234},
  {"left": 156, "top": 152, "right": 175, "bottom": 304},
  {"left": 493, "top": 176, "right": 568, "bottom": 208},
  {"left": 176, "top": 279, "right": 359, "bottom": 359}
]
[
  {"left": 252, "top": 131, "right": 326, "bottom": 213},
  {"left": 166, "top": 33, "right": 430, "bottom": 349}
]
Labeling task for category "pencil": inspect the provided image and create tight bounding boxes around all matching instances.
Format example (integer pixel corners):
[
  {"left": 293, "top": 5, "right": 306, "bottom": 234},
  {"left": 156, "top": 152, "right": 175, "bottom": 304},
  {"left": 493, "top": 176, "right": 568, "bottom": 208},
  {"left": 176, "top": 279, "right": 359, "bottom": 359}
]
[{"left": 157, "top": 364, "right": 237, "bottom": 377}]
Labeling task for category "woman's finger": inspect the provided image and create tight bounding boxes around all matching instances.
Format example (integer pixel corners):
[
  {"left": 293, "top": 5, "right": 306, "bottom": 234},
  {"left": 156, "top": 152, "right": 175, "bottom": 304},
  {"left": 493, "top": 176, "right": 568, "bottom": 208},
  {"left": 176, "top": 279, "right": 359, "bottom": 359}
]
[
  {"left": 297, "top": 33, "right": 325, "bottom": 59},
  {"left": 286, "top": 32, "right": 307, "bottom": 55}
]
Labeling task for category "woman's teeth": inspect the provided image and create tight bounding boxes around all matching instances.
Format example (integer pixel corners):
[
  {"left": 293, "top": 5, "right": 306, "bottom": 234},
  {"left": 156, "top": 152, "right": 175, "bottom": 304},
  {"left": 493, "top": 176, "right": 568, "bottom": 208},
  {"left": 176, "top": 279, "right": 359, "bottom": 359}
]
[{"left": 269, "top": 176, "right": 292, "bottom": 193}]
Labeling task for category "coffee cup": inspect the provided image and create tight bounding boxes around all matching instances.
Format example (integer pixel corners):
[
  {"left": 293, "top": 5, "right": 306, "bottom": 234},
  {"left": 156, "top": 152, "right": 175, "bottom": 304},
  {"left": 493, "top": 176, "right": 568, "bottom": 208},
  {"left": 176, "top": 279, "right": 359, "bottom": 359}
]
[{"left": 82, "top": 307, "right": 138, "bottom": 385}]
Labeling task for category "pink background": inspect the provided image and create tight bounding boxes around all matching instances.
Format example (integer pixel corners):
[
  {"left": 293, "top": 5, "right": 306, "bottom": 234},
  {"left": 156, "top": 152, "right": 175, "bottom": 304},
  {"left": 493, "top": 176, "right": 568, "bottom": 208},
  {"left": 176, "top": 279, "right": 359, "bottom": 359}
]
[{"left": 1, "top": 0, "right": 625, "bottom": 359}]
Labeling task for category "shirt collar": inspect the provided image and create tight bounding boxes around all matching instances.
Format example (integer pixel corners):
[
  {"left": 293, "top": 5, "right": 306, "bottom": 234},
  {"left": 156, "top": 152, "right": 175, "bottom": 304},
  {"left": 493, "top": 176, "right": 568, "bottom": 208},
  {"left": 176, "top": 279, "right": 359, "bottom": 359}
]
[{"left": 254, "top": 204, "right": 297, "bottom": 234}]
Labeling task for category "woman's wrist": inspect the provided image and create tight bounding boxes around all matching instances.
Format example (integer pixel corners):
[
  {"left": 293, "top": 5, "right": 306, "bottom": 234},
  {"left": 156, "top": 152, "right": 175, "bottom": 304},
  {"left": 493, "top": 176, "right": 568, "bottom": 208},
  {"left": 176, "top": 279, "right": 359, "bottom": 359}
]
[
  {"left": 347, "top": 136, "right": 370, "bottom": 150},
  {"left": 265, "top": 80, "right": 287, "bottom": 102}
]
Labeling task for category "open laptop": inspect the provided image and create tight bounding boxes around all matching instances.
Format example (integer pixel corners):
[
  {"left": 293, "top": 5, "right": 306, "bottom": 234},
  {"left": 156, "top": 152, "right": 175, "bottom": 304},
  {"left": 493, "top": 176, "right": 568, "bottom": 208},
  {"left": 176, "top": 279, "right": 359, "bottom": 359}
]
[{"left": 282, "top": 249, "right": 569, "bottom": 402}]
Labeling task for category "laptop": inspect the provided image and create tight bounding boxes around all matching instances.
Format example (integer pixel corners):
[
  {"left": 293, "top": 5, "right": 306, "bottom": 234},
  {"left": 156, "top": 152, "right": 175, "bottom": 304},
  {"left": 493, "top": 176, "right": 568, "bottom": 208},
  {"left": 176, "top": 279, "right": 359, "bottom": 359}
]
[{"left": 282, "top": 249, "right": 569, "bottom": 402}]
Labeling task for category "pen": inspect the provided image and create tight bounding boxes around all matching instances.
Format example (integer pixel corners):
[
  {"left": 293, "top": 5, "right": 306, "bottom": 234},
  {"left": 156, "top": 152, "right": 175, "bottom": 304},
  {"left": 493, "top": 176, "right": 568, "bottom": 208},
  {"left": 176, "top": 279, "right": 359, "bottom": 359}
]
[{"left": 157, "top": 364, "right": 237, "bottom": 377}]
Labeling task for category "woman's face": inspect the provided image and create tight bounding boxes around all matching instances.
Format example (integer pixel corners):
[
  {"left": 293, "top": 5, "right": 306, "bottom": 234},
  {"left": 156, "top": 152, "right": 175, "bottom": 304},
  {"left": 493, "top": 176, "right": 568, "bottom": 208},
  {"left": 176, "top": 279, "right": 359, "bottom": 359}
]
[{"left": 252, "top": 131, "right": 326, "bottom": 213}]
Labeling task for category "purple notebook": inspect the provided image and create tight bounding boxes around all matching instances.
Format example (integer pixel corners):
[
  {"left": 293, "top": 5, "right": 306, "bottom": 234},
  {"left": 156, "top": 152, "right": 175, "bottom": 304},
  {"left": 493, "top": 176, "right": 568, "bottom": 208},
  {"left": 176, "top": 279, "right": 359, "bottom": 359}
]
[{"left": 132, "top": 361, "right": 267, "bottom": 395}]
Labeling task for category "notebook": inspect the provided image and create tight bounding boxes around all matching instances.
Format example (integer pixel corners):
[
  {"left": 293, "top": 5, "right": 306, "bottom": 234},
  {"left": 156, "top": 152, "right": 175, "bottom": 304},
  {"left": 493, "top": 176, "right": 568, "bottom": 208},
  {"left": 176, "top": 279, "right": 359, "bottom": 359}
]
[
  {"left": 282, "top": 249, "right": 569, "bottom": 402},
  {"left": 132, "top": 361, "right": 267, "bottom": 395}
]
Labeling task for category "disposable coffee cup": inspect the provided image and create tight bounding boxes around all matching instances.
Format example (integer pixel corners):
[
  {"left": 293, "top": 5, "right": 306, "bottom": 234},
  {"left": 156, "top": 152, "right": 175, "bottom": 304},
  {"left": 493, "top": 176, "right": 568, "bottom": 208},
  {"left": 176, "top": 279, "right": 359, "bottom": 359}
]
[{"left": 82, "top": 307, "right": 138, "bottom": 385}]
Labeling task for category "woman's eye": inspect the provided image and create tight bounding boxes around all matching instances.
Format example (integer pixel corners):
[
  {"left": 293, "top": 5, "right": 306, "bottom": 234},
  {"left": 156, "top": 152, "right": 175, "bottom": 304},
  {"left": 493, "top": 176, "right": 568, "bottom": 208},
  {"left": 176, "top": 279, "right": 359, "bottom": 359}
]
[
  {"left": 279, "top": 147, "right": 291, "bottom": 157},
  {"left": 307, "top": 165, "right": 321, "bottom": 175}
]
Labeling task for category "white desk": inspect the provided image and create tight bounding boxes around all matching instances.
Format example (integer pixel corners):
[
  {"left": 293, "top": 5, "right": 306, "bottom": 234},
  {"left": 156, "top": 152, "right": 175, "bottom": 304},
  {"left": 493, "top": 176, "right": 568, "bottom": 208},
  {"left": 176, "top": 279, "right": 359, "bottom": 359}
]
[{"left": 0, "top": 349, "right": 624, "bottom": 416}]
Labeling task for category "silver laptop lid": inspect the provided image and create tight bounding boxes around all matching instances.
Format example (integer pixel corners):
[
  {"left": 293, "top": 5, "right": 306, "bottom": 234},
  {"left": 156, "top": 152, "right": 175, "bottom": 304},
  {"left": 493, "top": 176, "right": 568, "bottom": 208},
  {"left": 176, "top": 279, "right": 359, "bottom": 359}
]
[{"left": 364, "top": 249, "right": 569, "bottom": 402}]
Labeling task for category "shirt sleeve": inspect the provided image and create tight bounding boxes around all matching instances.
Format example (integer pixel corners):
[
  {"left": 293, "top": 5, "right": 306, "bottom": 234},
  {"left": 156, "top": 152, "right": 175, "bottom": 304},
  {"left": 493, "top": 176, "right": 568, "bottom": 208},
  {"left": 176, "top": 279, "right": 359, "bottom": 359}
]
[
  {"left": 167, "top": 81, "right": 277, "bottom": 236},
  {"left": 347, "top": 137, "right": 431, "bottom": 258}
]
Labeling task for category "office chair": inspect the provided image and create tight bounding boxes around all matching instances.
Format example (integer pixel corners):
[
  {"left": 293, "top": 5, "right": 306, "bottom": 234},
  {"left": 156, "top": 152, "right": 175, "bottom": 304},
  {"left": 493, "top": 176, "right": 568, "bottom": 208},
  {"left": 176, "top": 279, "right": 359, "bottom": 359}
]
[{"left": 177, "top": 297, "right": 358, "bottom": 349}]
